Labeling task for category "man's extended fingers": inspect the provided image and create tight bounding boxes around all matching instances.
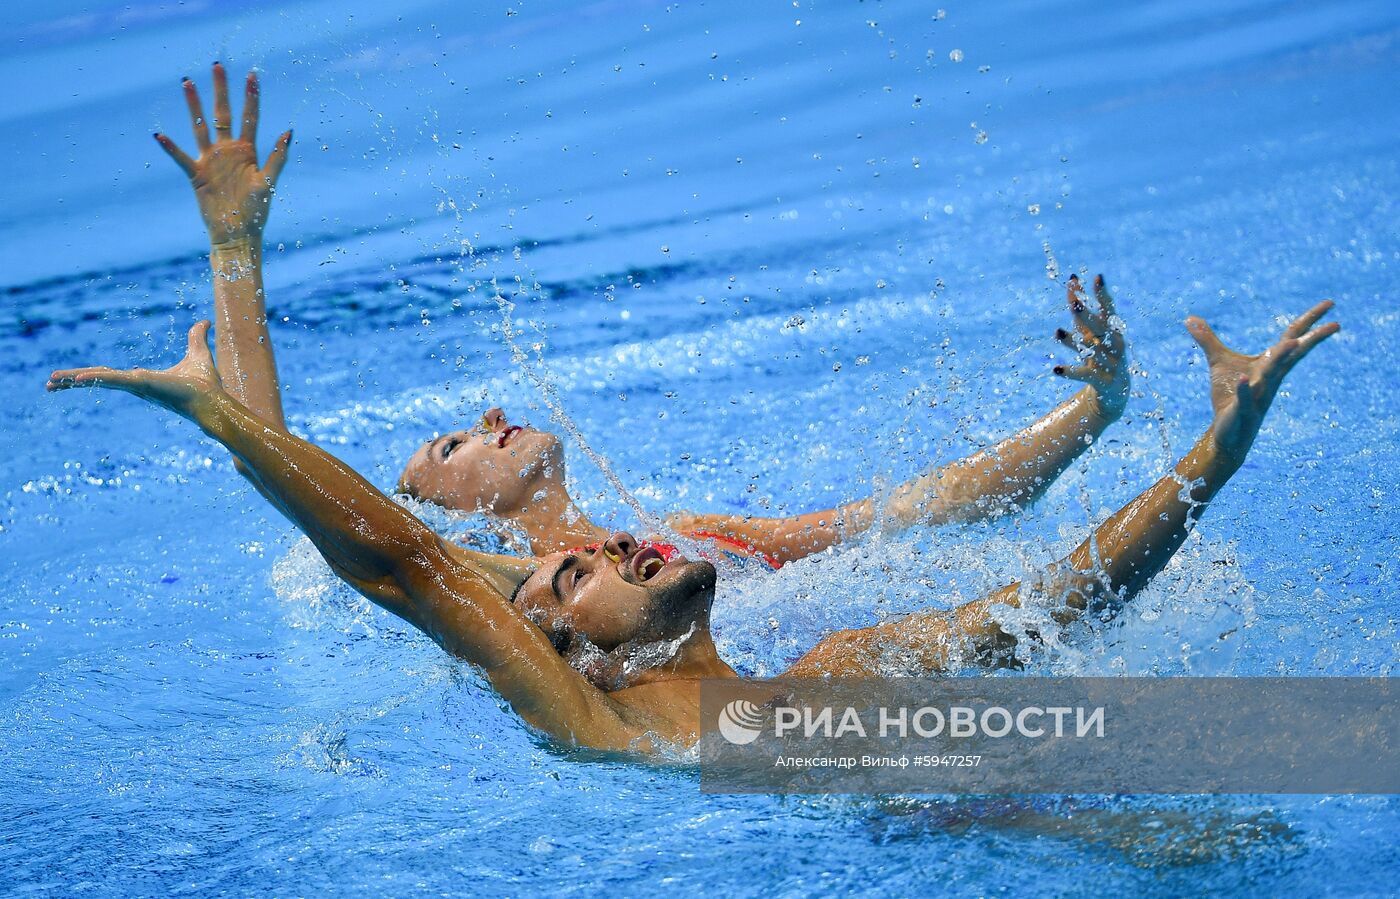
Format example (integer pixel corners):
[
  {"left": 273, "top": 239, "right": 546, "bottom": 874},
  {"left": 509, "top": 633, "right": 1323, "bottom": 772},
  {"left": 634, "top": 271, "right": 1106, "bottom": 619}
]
[
  {"left": 240, "top": 70, "right": 260, "bottom": 145},
  {"left": 1263, "top": 336, "right": 1302, "bottom": 380},
  {"left": 1284, "top": 299, "right": 1335, "bottom": 339},
  {"left": 211, "top": 62, "right": 233, "bottom": 140},
  {"left": 46, "top": 366, "right": 133, "bottom": 393},
  {"left": 262, "top": 130, "right": 293, "bottom": 185},
  {"left": 1293, "top": 320, "right": 1340, "bottom": 358},
  {"left": 1185, "top": 316, "right": 1227, "bottom": 361},
  {"left": 154, "top": 133, "right": 196, "bottom": 177},
  {"left": 182, "top": 77, "right": 211, "bottom": 150},
  {"left": 187, "top": 320, "right": 213, "bottom": 355},
  {"left": 1054, "top": 327, "right": 1079, "bottom": 351}
]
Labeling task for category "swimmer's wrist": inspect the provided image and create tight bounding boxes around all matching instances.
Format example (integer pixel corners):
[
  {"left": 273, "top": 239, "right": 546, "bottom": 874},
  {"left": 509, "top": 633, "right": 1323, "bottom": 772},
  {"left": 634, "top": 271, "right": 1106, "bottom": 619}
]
[
  {"left": 210, "top": 235, "right": 259, "bottom": 256},
  {"left": 1083, "top": 383, "right": 1127, "bottom": 424},
  {"left": 193, "top": 391, "right": 239, "bottom": 437},
  {"left": 210, "top": 237, "right": 261, "bottom": 282},
  {"left": 1179, "top": 432, "right": 1245, "bottom": 496}
]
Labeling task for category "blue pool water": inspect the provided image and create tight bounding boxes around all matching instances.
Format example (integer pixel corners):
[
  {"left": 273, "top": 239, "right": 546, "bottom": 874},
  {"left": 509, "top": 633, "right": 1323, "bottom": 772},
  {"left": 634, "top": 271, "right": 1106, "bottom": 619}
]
[{"left": 3, "top": 0, "right": 1399, "bottom": 894}]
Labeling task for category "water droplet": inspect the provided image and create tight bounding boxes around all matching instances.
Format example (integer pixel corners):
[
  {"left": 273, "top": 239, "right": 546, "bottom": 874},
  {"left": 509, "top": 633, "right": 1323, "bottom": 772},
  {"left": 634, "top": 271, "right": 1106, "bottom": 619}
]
[{"left": 949, "top": 49, "right": 963, "bottom": 62}]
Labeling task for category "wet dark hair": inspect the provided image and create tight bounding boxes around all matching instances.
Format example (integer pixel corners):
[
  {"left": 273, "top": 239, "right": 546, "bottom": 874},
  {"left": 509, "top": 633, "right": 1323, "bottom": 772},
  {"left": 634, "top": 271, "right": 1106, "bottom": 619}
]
[{"left": 508, "top": 571, "right": 532, "bottom": 605}]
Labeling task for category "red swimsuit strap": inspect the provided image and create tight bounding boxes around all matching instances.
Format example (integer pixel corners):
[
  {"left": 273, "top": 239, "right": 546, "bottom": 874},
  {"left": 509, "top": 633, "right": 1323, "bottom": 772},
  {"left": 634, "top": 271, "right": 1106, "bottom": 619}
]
[
  {"left": 562, "top": 534, "right": 782, "bottom": 570},
  {"left": 683, "top": 530, "right": 782, "bottom": 570}
]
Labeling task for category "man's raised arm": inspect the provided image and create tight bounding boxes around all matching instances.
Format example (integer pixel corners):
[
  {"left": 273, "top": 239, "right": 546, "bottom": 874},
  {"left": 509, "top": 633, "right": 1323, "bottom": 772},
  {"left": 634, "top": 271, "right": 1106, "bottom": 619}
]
[
  {"left": 787, "top": 300, "right": 1338, "bottom": 676},
  {"left": 46, "top": 323, "right": 640, "bottom": 749}
]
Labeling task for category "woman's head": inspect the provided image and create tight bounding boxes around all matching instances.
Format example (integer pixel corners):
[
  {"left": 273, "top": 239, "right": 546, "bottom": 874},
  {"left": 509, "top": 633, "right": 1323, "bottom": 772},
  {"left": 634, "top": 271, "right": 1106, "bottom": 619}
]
[{"left": 398, "top": 407, "right": 570, "bottom": 516}]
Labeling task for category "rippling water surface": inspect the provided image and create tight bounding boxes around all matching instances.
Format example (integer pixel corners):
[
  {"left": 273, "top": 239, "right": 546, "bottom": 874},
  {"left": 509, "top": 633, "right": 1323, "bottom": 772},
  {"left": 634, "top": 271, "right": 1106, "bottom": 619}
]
[{"left": 2, "top": 0, "right": 1398, "bottom": 895}]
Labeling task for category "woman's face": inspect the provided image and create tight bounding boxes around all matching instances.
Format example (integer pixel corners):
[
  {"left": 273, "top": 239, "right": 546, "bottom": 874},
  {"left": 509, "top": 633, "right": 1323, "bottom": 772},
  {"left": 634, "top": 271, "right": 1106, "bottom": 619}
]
[{"left": 399, "top": 407, "right": 569, "bottom": 516}]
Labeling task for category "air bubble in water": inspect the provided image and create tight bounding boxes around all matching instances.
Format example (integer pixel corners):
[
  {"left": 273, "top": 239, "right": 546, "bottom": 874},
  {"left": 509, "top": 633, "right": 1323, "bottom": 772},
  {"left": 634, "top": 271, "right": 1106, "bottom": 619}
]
[{"left": 1043, "top": 240, "right": 1060, "bottom": 280}]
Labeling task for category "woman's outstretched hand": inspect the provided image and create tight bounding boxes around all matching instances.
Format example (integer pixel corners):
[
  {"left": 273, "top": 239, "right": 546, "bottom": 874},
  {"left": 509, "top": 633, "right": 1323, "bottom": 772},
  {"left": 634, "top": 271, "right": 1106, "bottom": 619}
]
[
  {"left": 155, "top": 62, "right": 292, "bottom": 245},
  {"left": 1186, "top": 300, "right": 1339, "bottom": 461},
  {"left": 47, "top": 322, "right": 224, "bottom": 420},
  {"left": 1053, "top": 274, "right": 1130, "bottom": 420}
]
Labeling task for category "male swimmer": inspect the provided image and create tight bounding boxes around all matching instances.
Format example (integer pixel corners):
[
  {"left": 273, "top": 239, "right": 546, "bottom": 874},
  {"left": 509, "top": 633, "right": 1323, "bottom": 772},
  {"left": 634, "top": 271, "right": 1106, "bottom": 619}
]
[
  {"left": 155, "top": 65, "right": 1134, "bottom": 569},
  {"left": 48, "top": 65, "right": 1340, "bottom": 753}
]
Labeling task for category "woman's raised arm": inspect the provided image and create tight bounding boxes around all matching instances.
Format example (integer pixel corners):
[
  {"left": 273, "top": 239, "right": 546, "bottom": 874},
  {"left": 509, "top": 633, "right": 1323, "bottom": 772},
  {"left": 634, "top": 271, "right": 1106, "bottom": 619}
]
[
  {"left": 668, "top": 274, "right": 1131, "bottom": 564},
  {"left": 155, "top": 62, "right": 292, "bottom": 428}
]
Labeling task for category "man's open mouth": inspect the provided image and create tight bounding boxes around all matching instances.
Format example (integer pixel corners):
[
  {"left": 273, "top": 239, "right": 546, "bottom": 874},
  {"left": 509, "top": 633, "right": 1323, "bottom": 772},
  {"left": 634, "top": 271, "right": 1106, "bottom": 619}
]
[
  {"left": 497, "top": 425, "right": 524, "bottom": 448},
  {"left": 631, "top": 545, "right": 666, "bottom": 582}
]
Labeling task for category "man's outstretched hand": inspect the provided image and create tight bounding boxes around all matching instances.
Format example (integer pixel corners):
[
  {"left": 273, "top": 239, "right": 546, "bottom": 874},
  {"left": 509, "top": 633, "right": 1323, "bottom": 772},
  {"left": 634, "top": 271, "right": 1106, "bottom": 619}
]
[
  {"left": 155, "top": 62, "right": 292, "bottom": 245},
  {"left": 47, "top": 322, "right": 224, "bottom": 420},
  {"left": 1186, "top": 300, "right": 1339, "bottom": 461},
  {"left": 1053, "top": 274, "right": 1130, "bottom": 420}
]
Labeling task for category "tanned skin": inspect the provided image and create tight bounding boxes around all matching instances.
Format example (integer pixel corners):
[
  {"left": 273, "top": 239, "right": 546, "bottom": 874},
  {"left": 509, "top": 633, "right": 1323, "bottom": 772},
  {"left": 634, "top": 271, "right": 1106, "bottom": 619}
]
[
  {"left": 93, "top": 66, "right": 1338, "bottom": 754},
  {"left": 47, "top": 303, "right": 1337, "bottom": 753},
  {"left": 161, "top": 66, "right": 1135, "bottom": 570},
  {"left": 155, "top": 63, "right": 291, "bottom": 430},
  {"left": 401, "top": 275, "right": 1132, "bottom": 561}
]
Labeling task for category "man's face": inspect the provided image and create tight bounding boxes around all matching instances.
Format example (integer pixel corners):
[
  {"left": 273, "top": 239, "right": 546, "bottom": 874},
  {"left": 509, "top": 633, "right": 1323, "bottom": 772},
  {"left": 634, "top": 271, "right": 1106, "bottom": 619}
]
[
  {"left": 399, "top": 407, "right": 567, "bottom": 515},
  {"left": 513, "top": 532, "right": 718, "bottom": 652}
]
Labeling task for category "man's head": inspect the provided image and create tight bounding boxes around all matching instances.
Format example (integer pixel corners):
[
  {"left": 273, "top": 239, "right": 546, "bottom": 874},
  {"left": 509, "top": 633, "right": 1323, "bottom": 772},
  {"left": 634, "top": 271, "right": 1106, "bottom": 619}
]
[
  {"left": 398, "top": 407, "right": 569, "bottom": 516},
  {"left": 512, "top": 531, "right": 717, "bottom": 656}
]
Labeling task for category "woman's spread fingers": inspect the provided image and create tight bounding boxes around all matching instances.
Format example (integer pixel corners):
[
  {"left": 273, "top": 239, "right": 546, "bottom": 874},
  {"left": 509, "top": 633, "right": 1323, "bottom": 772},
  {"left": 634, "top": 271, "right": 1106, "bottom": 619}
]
[
  {"left": 240, "top": 70, "right": 259, "bottom": 144},
  {"left": 182, "top": 77, "right": 211, "bottom": 150},
  {"left": 211, "top": 61, "right": 233, "bottom": 140},
  {"left": 154, "top": 133, "right": 196, "bottom": 176},
  {"left": 1053, "top": 361, "right": 1098, "bottom": 384},
  {"left": 262, "top": 130, "right": 292, "bottom": 185},
  {"left": 1068, "top": 276, "right": 1106, "bottom": 339},
  {"left": 1093, "top": 274, "right": 1117, "bottom": 318}
]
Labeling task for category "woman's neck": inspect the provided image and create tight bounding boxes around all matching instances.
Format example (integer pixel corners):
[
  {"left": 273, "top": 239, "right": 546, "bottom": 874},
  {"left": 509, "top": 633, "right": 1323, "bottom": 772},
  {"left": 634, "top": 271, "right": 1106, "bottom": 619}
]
[{"left": 507, "top": 486, "right": 611, "bottom": 555}]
